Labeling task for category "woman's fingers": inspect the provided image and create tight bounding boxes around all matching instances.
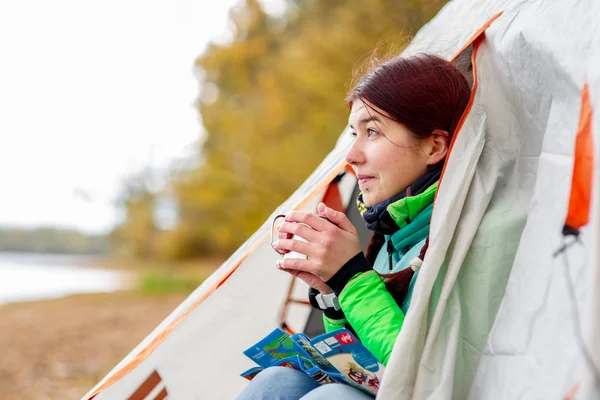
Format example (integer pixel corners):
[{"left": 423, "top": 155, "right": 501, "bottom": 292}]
[
  {"left": 277, "top": 264, "right": 299, "bottom": 277},
  {"left": 272, "top": 238, "right": 312, "bottom": 257},
  {"left": 278, "top": 231, "right": 292, "bottom": 240},
  {"left": 284, "top": 211, "right": 332, "bottom": 232},
  {"left": 276, "top": 263, "right": 333, "bottom": 294},
  {"left": 279, "top": 257, "right": 336, "bottom": 285},
  {"left": 317, "top": 202, "right": 355, "bottom": 233},
  {"left": 276, "top": 257, "right": 314, "bottom": 274},
  {"left": 283, "top": 208, "right": 356, "bottom": 235},
  {"left": 273, "top": 206, "right": 361, "bottom": 282},
  {"left": 277, "top": 221, "right": 318, "bottom": 242},
  {"left": 277, "top": 257, "right": 334, "bottom": 285}
]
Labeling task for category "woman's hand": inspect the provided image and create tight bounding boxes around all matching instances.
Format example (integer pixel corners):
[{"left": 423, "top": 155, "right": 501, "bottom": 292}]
[
  {"left": 273, "top": 202, "right": 361, "bottom": 282},
  {"left": 274, "top": 214, "right": 333, "bottom": 293},
  {"left": 277, "top": 266, "right": 334, "bottom": 294}
]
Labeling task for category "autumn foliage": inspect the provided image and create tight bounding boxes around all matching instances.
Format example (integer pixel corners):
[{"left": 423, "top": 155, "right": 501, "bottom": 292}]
[{"left": 114, "top": 0, "right": 448, "bottom": 259}]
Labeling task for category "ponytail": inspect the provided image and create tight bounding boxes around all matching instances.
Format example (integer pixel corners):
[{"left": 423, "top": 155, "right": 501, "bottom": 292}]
[{"left": 366, "top": 234, "right": 429, "bottom": 306}]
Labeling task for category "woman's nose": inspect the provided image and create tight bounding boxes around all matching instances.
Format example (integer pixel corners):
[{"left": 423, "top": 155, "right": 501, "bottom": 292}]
[{"left": 345, "top": 139, "right": 365, "bottom": 166}]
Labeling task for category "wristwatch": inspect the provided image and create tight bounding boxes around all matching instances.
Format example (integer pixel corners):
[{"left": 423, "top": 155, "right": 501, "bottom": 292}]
[{"left": 315, "top": 292, "right": 341, "bottom": 311}]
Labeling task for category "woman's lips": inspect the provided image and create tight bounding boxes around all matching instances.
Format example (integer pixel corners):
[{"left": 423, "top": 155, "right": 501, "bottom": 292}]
[{"left": 357, "top": 175, "right": 374, "bottom": 186}]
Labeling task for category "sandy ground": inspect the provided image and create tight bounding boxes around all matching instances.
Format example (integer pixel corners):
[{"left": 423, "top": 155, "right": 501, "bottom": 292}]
[{"left": 0, "top": 291, "right": 188, "bottom": 400}]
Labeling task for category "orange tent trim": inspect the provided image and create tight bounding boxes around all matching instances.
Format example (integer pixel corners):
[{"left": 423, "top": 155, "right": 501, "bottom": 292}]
[
  {"left": 564, "top": 382, "right": 580, "bottom": 400},
  {"left": 438, "top": 11, "right": 504, "bottom": 194},
  {"left": 439, "top": 36, "right": 481, "bottom": 193},
  {"left": 564, "top": 83, "right": 594, "bottom": 233},
  {"left": 450, "top": 11, "right": 502, "bottom": 63}
]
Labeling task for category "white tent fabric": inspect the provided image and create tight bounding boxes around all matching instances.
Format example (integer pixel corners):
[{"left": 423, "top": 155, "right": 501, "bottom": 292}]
[
  {"left": 581, "top": 108, "right": 600, "bottom": 399},
  {"left": 85, "top": 1, "right": 600, "bottom": 399},
  {"left": 581, "top": 52, "right": 600, "bottom": 397},
  {"left": 566, "top": 14, "right": 600, "bottom": 399},
  {"left": 380, "top": 1, "right": 600, "bottom": 399}
]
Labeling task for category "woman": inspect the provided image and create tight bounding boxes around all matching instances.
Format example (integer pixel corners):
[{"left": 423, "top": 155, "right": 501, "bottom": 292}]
[{"left": 237, "top": 53, "right": 471, "bottom": 399}]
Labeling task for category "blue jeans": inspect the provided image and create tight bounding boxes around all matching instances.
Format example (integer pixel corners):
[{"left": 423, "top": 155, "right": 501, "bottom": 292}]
[{"left": 235, "top": 366, "right": 373, "bottom": 400}]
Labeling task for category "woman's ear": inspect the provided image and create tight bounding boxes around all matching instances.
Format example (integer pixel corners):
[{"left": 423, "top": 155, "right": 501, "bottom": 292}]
[{"left": 426, "top": 129, "right": 449, "bottom": 166}]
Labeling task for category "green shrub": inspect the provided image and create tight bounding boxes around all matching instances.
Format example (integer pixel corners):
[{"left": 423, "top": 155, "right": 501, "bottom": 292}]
[{"left": 137, "top": 271, "right": 202, "bottom": 295}]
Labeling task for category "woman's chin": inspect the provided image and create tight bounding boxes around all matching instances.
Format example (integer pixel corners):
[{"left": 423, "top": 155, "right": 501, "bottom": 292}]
[
  {"left": 362, "top": 194, "right": 378, "bottom": 207},
  {"left": 366, "top": 189, "right": 394, "bottom": 206}
]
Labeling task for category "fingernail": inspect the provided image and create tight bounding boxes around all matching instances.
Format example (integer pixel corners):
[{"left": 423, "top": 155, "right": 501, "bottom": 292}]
[{"left": 276, "top": 260, "right": 282, "bottom": 269}]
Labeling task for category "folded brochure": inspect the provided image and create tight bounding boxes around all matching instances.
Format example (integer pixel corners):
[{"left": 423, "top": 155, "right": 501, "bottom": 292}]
[{"left": 241, "top": 328, "right": 384, "bottom": 396}]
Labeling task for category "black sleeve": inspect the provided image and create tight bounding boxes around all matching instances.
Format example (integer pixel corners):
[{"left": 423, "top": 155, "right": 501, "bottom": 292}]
[{"left": 325, "top": 252, "right": 371, "bottom": 297}]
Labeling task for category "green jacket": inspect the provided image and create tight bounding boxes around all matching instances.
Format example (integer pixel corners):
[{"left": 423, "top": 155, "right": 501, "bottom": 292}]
[{"left": 323, "top": 191, "right": 434, "bottom": 365}]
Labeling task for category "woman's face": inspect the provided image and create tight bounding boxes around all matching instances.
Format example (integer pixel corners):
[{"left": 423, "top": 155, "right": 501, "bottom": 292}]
[{"left": 345, "top": 100, "right": 430, "bottom": 207}]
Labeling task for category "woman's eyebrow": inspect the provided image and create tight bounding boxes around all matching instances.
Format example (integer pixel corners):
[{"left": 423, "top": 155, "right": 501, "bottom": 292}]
[{"left": 349, "top": 116, "right": 384, "bottom": 130}]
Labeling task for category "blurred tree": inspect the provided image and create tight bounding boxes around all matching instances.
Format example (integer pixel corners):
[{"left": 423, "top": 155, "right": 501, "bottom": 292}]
[
  {"left": 111, "top": 168, "right": 159, "bottom": 259},
  {"left": 115, "top": 0, "right": 448, "bottom": 258},
  {"left": 0, "top": 227, "right": 107, "bottom": 254}
]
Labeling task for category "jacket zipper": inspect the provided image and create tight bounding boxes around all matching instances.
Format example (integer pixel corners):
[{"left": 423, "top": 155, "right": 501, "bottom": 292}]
[{"left": 387, "top": 240, "right": 394, "bottom": 271}]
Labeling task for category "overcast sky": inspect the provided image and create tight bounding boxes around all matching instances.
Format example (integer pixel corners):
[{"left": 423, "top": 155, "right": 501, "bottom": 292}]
[{"left": 0, "top": 0, "right": 284, "bottom": 233}]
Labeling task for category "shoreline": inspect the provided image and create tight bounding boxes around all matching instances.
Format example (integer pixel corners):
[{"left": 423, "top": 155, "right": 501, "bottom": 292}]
[
  {"left": 0, "top": 255, "right": 224, "bottom": 399},
  {"left": 0, "top": 254, "right": 136, "bottom": 307},
  {"left": 0, "top": 253, "right": 224, "bottom": 305}
]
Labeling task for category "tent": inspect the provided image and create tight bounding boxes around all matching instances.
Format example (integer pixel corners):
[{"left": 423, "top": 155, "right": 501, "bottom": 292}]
[{"left": 84, "top": 0, "right": 600, "bottom": 398}]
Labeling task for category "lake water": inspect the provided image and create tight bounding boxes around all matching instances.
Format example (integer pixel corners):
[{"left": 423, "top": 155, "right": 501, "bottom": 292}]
[{"left": 0, "top": 252, "right": 132, "bottom": 305}]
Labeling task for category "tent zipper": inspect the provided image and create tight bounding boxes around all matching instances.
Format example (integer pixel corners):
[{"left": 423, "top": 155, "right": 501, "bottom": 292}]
[{"left": 387, "top": 240, "right": 394, "bottom": 271}]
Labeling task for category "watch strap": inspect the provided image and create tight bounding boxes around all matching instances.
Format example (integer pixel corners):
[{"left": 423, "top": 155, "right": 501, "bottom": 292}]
[{"left": 315, "top": 292, "right": 341, "bottom": 311}]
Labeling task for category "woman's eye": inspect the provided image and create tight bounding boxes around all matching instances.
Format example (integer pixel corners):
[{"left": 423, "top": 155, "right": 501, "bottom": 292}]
[
  {"left": 367, "top": 128, "right": 379, "bottom": 137},
  {"left": 349, "top": 131, "right": 357, "bottom": 138}
]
